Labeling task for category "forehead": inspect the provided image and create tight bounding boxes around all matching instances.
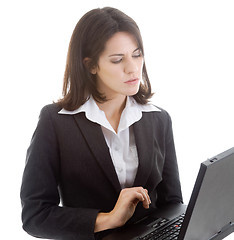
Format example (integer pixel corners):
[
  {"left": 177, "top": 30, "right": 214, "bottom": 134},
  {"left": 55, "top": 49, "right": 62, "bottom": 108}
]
[{"left": 102, "top": 32, "right": 139, "bottom": 55}]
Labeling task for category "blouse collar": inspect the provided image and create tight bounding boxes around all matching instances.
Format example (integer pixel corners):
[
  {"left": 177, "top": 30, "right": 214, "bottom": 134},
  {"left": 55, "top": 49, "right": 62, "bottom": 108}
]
[{"left": 58, "top": 96, "right": 161, "bottom": 134}]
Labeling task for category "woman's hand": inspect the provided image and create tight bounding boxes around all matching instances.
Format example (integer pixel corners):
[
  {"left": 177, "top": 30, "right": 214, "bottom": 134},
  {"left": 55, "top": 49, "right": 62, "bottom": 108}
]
[{"left": 94, "top": 187, "right": 151, "bottom": 232}]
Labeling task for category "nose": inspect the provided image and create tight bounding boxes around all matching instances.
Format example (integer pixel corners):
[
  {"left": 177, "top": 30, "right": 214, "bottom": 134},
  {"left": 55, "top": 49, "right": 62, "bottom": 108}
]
[{"left": 124, "top": 58, "right": 138, "bottom": 74}]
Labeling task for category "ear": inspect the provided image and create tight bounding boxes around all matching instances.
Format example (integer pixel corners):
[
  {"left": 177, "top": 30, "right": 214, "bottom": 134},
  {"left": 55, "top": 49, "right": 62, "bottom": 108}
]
[{"left": 83, "top": 57, "right": 97, "bottom": 75}]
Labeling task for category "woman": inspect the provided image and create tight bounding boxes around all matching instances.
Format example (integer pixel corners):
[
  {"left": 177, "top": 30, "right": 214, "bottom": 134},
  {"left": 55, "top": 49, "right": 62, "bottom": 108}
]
[{"left": 20, "top": 7, "right": 183, "bottom": 240}]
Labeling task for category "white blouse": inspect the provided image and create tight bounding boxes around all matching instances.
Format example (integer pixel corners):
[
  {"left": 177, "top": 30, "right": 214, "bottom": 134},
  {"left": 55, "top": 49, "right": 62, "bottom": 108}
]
[{"left": 59, "top": 96, "right": 160, "bottom": 189}]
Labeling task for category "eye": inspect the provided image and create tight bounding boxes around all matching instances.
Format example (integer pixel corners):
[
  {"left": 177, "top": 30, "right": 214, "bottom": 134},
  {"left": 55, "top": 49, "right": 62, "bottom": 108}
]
[
  {"left": 133, "top": 53, "right": 141, "bottom": 58},
  {"left": 111, "top": 58, "right": 123, "bottom": 64},
  {"left": 132, "top": 49, "right": 142, "bottom": 58}
]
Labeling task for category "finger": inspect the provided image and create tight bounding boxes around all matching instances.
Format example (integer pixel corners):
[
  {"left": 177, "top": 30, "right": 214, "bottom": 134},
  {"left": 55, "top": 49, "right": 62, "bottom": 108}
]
[
  {"left": 141, "top": 189, "right": 151, "bottom": 209},
  {"left": 134, "top": 191, "right": 145, "bottom": 203},
  {"left": 144, "top": 189, "right": 151, "bottom": 204},
  {"left": 136, "top": 188, "right": 151, "bottom": 209}
]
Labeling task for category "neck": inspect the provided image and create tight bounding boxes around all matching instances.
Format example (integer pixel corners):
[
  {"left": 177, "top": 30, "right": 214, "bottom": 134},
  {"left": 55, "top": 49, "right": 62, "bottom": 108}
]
[{"left": 96, "top": 95, "right": 127, "bottom": 133}]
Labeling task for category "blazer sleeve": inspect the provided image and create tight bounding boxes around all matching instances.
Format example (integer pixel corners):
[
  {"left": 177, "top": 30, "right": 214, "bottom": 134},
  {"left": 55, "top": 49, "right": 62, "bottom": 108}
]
[
  {"left": 20, "top": 105, "right": 99, "bottom": 240},
  {"left": 155, "top": 110, "right": 183, "bottom": 206}
]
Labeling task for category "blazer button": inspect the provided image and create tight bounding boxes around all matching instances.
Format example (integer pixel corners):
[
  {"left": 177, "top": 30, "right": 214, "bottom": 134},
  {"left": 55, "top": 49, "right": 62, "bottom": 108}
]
[{"left": 117, "top": 166, "right": 123, "bottom": 172}]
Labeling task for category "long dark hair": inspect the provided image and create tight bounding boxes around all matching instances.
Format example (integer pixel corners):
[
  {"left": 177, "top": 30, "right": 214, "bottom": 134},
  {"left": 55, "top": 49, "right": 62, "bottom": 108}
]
[{"left": 58, "top": 7, "right": 153, "bottom": 111}]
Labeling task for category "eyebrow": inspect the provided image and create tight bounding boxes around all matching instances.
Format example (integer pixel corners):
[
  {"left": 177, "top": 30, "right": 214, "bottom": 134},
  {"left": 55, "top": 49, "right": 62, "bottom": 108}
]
[{"left": 108, "top": 48, "right": 140, "bottom": 57}]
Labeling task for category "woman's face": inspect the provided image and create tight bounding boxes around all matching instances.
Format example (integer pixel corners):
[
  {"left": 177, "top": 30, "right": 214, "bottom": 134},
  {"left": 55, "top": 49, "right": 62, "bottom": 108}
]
[{"left": 94, "top": 32, "right": 144, "bottom": 100}]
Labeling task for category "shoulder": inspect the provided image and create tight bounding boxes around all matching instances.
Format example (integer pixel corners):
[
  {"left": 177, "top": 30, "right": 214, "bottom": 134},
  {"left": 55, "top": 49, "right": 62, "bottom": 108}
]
[
  {"left": 40, "top": 103, "right": 62, "bottom": 115},
  {"left": 38, "top": 103, "right": 63, "bottom": 121},
  {"left": 35, "top": 103, "right": 64, "bottom": 130},
  {"left": 141, "top": 106, "right": 174, "bottom": 137},
  {"left": 142, "top": 105, "right": 172, "bottom": 122}
]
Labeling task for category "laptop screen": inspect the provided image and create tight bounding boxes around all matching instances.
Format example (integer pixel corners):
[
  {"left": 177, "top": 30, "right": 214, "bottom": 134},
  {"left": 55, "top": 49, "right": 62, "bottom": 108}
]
[{"left": 179, "top": 147, "right": 234, "bottom": 239}]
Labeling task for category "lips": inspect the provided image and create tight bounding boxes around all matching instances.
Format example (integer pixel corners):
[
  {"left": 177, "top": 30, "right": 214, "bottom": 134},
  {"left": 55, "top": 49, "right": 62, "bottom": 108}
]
[{"left": 124, "top": 78, "right": 139, "bottom": 84}]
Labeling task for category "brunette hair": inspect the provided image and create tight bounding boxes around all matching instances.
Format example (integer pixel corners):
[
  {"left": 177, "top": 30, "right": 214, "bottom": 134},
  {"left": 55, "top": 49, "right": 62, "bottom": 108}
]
[{"left": 58, "top": 7, "right": 153, "bottom": 111}]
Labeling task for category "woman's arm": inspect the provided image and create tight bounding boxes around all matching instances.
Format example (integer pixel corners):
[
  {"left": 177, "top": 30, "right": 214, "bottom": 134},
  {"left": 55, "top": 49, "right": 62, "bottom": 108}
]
[
  {"left": 156, "top": 111, "right": 183, "bottom": 206},
  {"left": 20, "top": 106, "right": 99, "bottom": 240}
]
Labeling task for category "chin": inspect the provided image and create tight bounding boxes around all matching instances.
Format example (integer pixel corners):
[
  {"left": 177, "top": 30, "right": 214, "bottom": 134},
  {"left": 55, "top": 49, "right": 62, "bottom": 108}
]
[{"left": 127, "top": 87, "right": 140, "bottom": 96}]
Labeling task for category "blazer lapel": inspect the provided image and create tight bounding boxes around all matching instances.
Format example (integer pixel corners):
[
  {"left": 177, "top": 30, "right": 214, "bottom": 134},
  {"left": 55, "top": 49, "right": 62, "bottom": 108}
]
[
  {"left": 133, "top": 113, "right": 154, "bottom": 187},
  {"left": 73, "top": 113, "right": 121, "bottom": 193}
]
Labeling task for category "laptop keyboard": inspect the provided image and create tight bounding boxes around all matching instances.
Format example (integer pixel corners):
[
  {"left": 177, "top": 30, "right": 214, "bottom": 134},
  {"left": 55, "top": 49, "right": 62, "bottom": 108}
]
[{"left": 138, "top": 214, "right": 185, "bottom": 240}]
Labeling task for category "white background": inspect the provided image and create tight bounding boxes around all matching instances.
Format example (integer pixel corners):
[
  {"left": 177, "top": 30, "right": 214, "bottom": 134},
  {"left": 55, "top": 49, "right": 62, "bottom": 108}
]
[{"left": 0, "top": 0, "right": 233, "bottom": 239}]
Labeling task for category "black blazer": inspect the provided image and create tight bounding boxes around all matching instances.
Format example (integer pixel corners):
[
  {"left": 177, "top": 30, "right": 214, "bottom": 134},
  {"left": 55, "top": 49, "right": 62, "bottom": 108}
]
[{"left": 20, "top": 103, "right": 183, "bottom": 240}]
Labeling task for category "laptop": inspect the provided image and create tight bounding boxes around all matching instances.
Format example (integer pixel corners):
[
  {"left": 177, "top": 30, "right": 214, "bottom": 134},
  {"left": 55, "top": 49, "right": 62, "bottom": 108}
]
[{"left": 102, "top": 147, "right": 234, "bottom": 240}]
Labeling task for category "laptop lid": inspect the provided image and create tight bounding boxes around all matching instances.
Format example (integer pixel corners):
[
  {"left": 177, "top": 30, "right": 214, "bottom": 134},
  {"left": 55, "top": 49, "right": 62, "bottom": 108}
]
[{"left": 178, "top": 147, "right": 234, "bottom": 240}]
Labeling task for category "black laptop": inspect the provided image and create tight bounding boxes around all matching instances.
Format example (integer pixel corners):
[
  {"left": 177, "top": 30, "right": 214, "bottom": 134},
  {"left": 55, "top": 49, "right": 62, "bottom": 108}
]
[{"left": 102, "top": 147, "right": 234, "bottom": 240}]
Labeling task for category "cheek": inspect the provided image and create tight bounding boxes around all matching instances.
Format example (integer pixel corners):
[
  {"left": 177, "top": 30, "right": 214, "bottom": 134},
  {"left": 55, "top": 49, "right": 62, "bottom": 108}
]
[
  {"left": 136, "top": 58, "right": 144, "bottom": 75},
  {"left": 97, "top": 66, "right": 123, "bottom": 88},
  {"left": 104, "top": 66, "right": 124, "bottom": 81}
]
